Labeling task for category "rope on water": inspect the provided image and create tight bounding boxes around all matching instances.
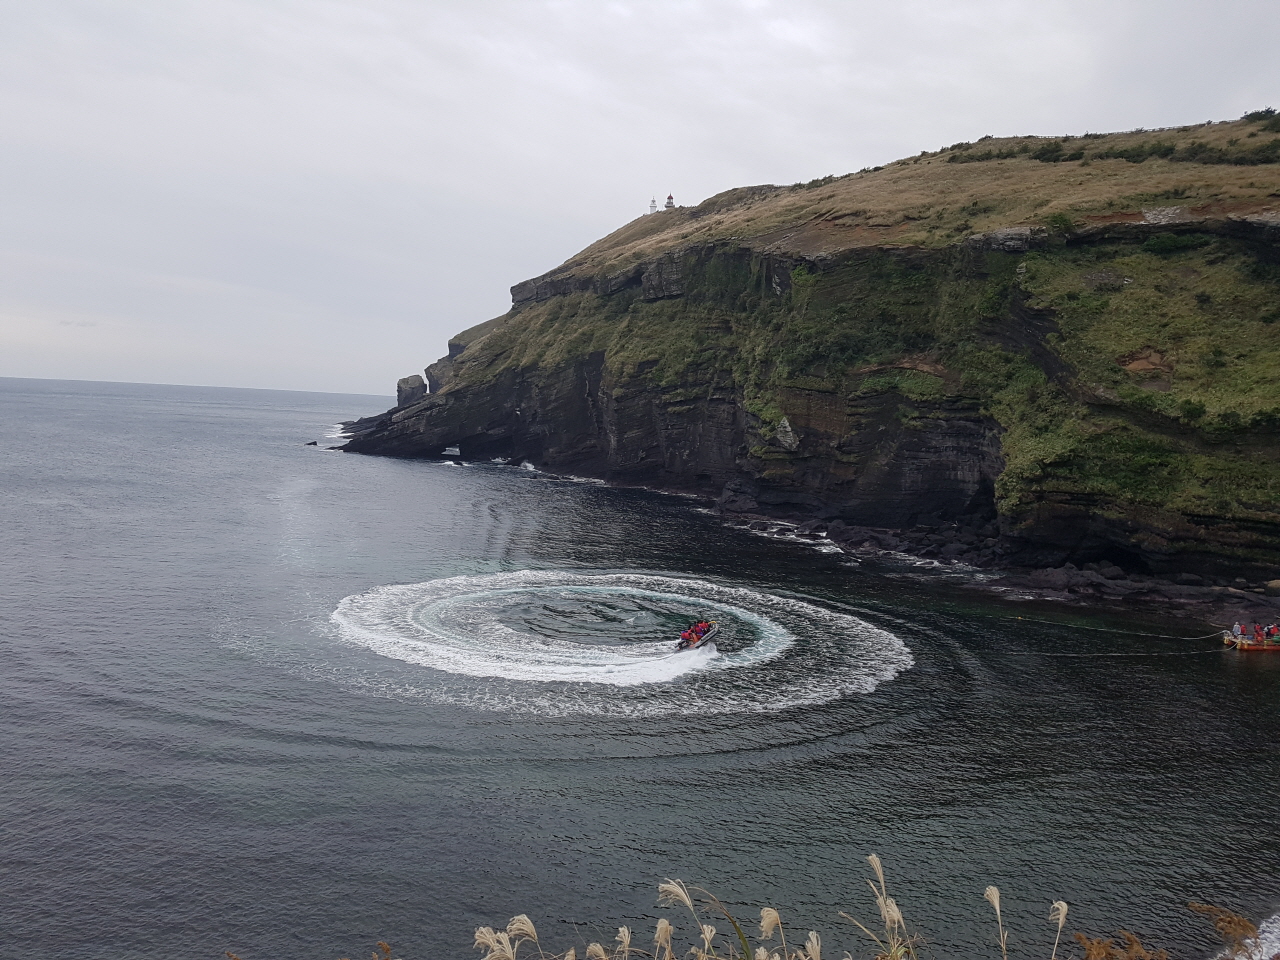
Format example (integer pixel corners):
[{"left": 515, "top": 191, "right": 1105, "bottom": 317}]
[
  {"left": 1004, "top": 648, "right": 1225, "bottom": 657},
  {"left": 985, "top": 614, "right": 1225, "bottom": 641}
]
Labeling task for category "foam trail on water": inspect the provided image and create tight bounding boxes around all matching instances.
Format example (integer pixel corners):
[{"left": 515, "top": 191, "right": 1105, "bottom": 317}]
[
  {"left": 331, "top": 570, "right": 912, "bottom": 717},
  {"left": 1253, "top": 912, "right": 1280, "bottom": 959}
]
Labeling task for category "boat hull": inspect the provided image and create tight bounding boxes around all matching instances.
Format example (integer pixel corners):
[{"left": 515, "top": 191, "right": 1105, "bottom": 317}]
[{"left": 1224, "top": 633, "right": 1280, "bottom": 651}]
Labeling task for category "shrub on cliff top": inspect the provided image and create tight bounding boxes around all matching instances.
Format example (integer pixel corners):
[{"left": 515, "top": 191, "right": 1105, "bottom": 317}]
[
  {"left": 1032, "top": 140, "right": 1085, "bottom": 163},
  {"left": 1044, "top": 212, "right": 1077, "bottom": 234},
  {"left": 1094, "top": 140, "right": 1176, "bottom": 163},
  {"left": 1142, "top": 233, "right": 1211, "bottom": 256},
  {"left": 1244, "top": 107, "right": 1280, "bottom": 133}
]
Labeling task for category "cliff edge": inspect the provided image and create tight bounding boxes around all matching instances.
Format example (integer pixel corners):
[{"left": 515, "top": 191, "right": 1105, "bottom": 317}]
[{"left": 344, "top": 112, "right": 1280, "bottom": 579}]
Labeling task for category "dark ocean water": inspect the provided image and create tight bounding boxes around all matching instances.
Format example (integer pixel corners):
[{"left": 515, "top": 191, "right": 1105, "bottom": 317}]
[{"left": 2, "top": 377, "right": 1277, "bottom": 960}]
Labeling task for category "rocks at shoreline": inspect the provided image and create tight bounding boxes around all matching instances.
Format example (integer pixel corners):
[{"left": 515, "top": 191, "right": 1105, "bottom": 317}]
[{"left": 729, "top": 514, "right": 1280, "bottom": 624}]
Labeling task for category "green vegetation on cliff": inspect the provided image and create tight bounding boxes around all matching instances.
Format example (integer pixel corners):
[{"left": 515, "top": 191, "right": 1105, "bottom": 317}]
[{"left": 450, "top": 236, "right": 1278, "bottom": 546}]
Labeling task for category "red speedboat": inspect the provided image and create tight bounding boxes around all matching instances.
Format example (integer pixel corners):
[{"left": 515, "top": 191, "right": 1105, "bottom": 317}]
[{"left": 676, "top": 621, "right": 719, "bottom": 651}]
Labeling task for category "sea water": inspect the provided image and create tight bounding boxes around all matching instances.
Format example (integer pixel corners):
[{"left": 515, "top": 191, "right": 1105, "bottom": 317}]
[{"left": 1, "top": 377, "right": 1277, "bottom": 960}]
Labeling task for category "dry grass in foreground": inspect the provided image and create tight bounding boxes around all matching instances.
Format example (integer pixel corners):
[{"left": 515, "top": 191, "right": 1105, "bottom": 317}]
[
  {"left": 465, "top": 855, "right": 1272, "bottom": 960},
  {"left": 225, "top": 855, "right": 1274, "bottom": 960}
]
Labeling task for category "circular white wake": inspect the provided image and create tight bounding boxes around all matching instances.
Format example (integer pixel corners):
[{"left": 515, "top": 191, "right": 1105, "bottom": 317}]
[{"left": 331, "top": 570, "right": 911, "bottom": 716}]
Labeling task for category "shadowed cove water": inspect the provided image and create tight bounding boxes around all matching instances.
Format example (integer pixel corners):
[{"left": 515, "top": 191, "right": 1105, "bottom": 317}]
[{"left": 1, "top": 378, "right": 1277, "bottom": 960}]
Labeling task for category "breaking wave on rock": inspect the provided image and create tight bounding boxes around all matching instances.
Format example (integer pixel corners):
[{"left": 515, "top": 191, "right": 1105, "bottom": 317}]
[{"left": 330, "top": 570, "right": 912, "bottom": 717}]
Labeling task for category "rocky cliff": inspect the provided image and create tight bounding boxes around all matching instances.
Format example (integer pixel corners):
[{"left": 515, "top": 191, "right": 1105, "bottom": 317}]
[{"left": 344, "top": 113, "right": 1280, "bottom": 579}]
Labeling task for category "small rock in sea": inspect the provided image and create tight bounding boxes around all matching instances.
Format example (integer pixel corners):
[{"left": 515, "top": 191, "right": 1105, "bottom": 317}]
[
  {"left": 825, "top": 519, "right": 851, "bottom": 541},
  {"left": 305, "top": 440, "right": 318, "bottom": 446}
]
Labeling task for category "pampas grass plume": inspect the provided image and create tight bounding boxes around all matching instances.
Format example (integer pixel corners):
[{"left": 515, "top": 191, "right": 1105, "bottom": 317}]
[
  {"left": 474, "top": 928, "right": 516, "bottom": 960},
  {"left": 586, "top": 943, "right": 608, "bottom": 960},
  {"left": 1049, "top": 901, "right": 1068, "bottom": 927},
  {"left": 984, "top": 886, "right": 1001, "bottom": 917},
  {"left": 654, "top": 918, "right": 673, "bottom": 951},
  {"left": 760, "top": 907, "right": 781, "bottom": 940},
  {"left": 507, "top": 915, "right": 538, "bottom": 943},
  {"left": 700, "top": 924, "right": 717, "bottom": 950},
  {"left": 1049, "top": 901, "right": 1069, "bottom": 960},
  {"left": 882, "top": 896, "right": 904, "bottom": 932},
  {"left": 984, "top": 886, "right": 1008, "bottom": 960},
  {"left": 867, "top": 854, "right": 886, "bottom": 893},
  {"left": 658, "top": 879, "right": 694, "bottom": 911},
  {"left": 804, "top": 930, "right": 821, "bottom": 960}
]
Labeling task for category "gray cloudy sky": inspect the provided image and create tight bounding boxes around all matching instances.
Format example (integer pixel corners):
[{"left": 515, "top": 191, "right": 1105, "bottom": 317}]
[{"left": 2, "top": 1, "right": 1277, "bottom": 394}]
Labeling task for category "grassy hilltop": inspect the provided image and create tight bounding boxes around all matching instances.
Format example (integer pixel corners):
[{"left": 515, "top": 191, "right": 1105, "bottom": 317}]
[
  {"left": 564, "top": 111, "right": 1280, "bottom": 270},
  {"left": 356, "top": 111, "right": 1280, "bottom": 575}
]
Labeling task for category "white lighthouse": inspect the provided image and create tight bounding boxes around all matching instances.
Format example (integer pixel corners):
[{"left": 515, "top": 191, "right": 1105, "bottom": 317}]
[{"left": 649, "top": 197, "right": 657, "bottom": 215}]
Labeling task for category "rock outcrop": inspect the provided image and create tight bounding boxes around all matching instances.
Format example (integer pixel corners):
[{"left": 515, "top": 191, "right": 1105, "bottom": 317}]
[{"left": 396, "top": 375, "right": 427, "bottom": 408}]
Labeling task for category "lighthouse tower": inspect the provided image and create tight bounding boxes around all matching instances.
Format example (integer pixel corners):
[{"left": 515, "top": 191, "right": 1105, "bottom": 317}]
[
  {"left": 649, "top": 197, "right": 657, "bottom": 215},
  {"left": 664, "top": 194, "right": 675, "bottom": 210}
]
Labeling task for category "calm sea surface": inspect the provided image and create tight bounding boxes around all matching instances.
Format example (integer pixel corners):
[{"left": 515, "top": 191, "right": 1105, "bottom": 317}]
[{"left": 2, "top": 377, "right": 1277, "bottom": 960}]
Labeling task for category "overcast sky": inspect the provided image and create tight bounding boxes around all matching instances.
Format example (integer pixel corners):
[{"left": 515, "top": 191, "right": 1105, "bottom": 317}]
[{"left": 1, "top": 1, "right": 1277, "bottom": 395}]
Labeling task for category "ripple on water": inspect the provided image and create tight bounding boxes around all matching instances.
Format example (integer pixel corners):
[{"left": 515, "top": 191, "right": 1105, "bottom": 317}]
[{"left": 330, "top": 570, "right": 912, "bottom": 717}]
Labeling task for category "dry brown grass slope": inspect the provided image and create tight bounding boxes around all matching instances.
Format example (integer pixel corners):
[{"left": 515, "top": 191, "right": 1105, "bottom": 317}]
[{"left": 551, "top": 116, "right": 1280, "bottom": 280}]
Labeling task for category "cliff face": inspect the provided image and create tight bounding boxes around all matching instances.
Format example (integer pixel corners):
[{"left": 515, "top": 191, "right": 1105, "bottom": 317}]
[
  {"left": 347, "top": 330, "right": 1004, "bottom": 525},
  {"left": 345, "top": 115, "right": 1280, "bottom": 578}
]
